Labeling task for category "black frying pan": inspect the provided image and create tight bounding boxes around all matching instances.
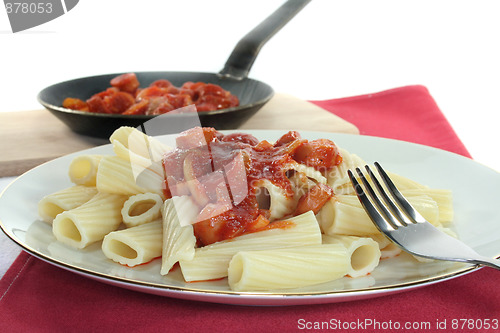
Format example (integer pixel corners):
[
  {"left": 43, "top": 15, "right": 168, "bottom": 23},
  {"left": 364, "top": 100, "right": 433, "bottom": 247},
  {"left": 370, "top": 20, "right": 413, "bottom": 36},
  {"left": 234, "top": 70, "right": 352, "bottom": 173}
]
[{"left": 38, "top": 0, "right": 311, "bottom": 138}]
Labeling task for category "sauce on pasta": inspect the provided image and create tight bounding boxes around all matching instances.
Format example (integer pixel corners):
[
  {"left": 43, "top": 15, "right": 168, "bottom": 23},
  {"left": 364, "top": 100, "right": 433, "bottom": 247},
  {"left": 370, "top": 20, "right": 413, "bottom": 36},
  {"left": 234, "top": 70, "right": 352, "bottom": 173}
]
[{"left": 162, "top": 127, "right": 342, "bottom": 246}]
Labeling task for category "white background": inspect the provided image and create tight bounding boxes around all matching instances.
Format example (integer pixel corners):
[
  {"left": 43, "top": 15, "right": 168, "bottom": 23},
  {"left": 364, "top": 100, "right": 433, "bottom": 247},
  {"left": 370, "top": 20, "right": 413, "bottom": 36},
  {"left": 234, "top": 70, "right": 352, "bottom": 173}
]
[{"left": 0, "top": 0, "right": 499, "bottom": 172}]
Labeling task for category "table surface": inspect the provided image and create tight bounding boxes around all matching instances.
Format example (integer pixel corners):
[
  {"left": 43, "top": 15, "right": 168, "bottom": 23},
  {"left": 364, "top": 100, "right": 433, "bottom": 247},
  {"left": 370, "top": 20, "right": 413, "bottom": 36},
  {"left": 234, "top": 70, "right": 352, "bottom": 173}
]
[{"left": 1, "top": 0, "right": 499, "bottom": 283}]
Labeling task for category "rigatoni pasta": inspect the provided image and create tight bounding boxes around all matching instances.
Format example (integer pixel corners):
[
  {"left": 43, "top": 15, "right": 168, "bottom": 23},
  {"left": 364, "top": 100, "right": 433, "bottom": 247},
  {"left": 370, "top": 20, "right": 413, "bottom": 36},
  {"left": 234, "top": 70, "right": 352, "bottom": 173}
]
[
  {"left": 380, "top": 243, "right": 402, "bottom": 259},
  {"left": 112, "top": 139, "right": 165, "bottom": 178},
  {"left": 102, "top": 219, "right": 162, "bottom": 267},
  {"left": 160, "top": 196, "right": 199, "bottom": 275},
  {"left": 326, "top": 148, "right": 366, "bottom": 195},
  {"left": 121, "top": 192, "right": 163, "bottom": 228},
  {"left": 68, "top": 155, "right": 103, "bottom": 186},
  {"left": 52, "top": 192, "right": 128, "bottom": 249},
  {"left": 38, "top": 185, "right": 98, "bottom": 223},
  {"left": 317, "top": 193, "right": 443, "bottom": 237},
  {"left": 38, "top": 126, "right": 456, "bottom": 292},
  {"left": 401, "top": 188, "right": 454, "bottom": 224},
  {"left": 96, "top": 156, "right": 164, "bottom": 198},
  {"left": 322, "top": 234, "right": 380, "bottom": 278},
  {"left": 179, "top": 211, "right": 321, "bottom": 282},
  {"left": 286, "top": 162, "right": 327, "bottom": 185},
  {"left": 109, "top": 126, "right": 170, "bottom": 163},
  {"left": 317, "top": 197, "right": 380, "bottom": 236},
  {"left": 228, "top": 244, "right": 349, "bottom": 291},
  {"left": 253, "top": 179, "right": 295, "bottom": 221}
]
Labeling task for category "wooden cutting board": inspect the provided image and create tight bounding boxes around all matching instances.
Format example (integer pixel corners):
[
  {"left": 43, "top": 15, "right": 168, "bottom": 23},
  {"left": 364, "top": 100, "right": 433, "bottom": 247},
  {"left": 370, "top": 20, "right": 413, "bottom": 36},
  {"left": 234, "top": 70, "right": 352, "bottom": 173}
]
[{"left": 0, "top": 93, "right": 358, "bottom": 177}]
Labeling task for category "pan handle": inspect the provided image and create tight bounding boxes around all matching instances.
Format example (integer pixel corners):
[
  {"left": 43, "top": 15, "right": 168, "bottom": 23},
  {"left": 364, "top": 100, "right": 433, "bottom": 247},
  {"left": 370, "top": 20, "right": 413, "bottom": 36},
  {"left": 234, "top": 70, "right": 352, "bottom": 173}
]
[{"left": 219, "top": 0, "right": 311, "bottom": 80}]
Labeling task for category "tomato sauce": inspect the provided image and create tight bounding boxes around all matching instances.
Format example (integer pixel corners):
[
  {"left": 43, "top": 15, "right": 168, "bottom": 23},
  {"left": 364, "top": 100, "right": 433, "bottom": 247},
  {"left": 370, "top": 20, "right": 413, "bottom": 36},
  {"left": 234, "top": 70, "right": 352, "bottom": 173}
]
[
  {"left": 162, "top": 128, "right": 342, "bottom": 246},
  {"left": 62, "top": 73, "right": 239, "bottom": 115}
]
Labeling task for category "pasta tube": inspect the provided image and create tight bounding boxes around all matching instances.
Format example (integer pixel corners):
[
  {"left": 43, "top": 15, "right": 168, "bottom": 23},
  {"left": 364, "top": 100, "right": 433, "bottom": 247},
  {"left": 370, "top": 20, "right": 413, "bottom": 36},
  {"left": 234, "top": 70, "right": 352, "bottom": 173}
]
[
  {"left": 326, "top": 148, "right": 366, "bottom": 195},
  {"left": 288, "top": 171, "right": 317, "bottom": 201},
  {"left": 322, "top": 235, "right": 380, "bottom": 277},
  {"left": 121, "top": 193, "right": 163, "bottom": 228},
  {"left": 160, "top": 196, "right": 199, "bottom": 275},
  {"left": 317, "top": 197, "right": 376, "bottom": 236},
  {"left": 109, "top": 126, "right": 171, "bottom": 162},
  {"left": 369, "top": 233, "right": 391, "bottom": 249},
  {"left": 52, "top": 193, "right": 128, "bottom": 249},
  {"left": 68, "top": 155, "right": 103, "bottom": 186},
  {"left": 102, "top": 220, "right": 162, "bottom": 267},
  {"left": 112, "top": 139, "right": 165, "bottom": 178},
  {"left": 38, "top": 185, "right": 98, "bottom": 223},
  {"left": 254, "top": 179, "right": 295, "bottom": 221},
  {"left": 317, "top": 194, "right": 440, "bottom": 237},
  {"left": 401, "top": 188, "right": 454, "bottom": 224},
  {"left": 96, "top": 156, "right": 164, "bottom": 198},
  {"left": 286, "top": 162, "right": 327, "bottom": 185},
  {"left": 385, "top": 171, "right": 428, "bottom": 191},
  {"left": 228, "top": 244, "right": 349, "bottom": 291},
  {"left": 110, "top": 127, "right": 169, "bottom": 186},
  {"left": 380, "top": 243, "right": 402, "bottom": 259},
  {"left": 179, "top": 211, "right": 322, "bottom": 282}
]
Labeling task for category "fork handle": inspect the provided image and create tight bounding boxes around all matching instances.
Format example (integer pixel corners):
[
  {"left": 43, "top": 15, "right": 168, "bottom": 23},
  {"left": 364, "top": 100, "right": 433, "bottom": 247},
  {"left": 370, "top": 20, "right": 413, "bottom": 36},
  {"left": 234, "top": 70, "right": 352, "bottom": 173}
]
[{"left": 469, "top": 256, "right": 500, "bottom": 271}]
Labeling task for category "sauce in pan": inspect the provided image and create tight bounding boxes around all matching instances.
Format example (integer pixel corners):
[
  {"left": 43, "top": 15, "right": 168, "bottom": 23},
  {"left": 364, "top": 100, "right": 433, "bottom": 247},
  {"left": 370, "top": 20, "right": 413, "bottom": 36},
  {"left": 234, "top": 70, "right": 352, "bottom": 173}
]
[{"left": 62, "top": 73, "right": 240, "bottom": 115}]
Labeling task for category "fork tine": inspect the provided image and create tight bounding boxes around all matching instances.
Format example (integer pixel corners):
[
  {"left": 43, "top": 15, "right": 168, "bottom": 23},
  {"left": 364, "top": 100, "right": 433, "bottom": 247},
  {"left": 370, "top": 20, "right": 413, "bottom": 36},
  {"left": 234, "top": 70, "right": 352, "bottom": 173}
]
[
  {"left": 347, "top": 169, "right": 397, "bottom": 232},
  {"left": 355, "top": 167, "right": 407, "bottom": 229},
  {"left": 364, "top": 165, "right": 413, "bottom": 227},
  {"left": 374, "top": 162, "right": 426, "bottom": 223}
]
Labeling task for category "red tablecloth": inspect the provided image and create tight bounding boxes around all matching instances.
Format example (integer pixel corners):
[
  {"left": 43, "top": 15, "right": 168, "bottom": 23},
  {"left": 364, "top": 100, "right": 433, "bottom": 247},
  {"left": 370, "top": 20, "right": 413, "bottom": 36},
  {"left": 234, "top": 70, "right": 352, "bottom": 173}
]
[{"left": 1, "top": 85, "right": 498, "bottom": 332}]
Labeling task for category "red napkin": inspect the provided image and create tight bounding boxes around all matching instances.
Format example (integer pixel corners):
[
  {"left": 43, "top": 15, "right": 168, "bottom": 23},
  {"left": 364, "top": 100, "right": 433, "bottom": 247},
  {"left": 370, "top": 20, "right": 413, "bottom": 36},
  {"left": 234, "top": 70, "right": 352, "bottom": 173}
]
[
  {"left": 1, "top": 85, "right": 498, "bottom": 332},
  {"left": 311, "top": 85, "right": 470, "bottom": 157}
]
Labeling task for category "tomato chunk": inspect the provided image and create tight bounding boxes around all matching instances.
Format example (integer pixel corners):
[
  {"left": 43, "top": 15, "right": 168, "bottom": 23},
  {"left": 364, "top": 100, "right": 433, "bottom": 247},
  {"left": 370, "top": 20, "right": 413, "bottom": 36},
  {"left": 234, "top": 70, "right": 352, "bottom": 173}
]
[
  {"left": 274, "top": 131, "right": 301, "bottom": 147},
  {"left": 292, "top": 139, "right": 342, "bottom": 171},
  {"left": 123, "top": 99, "right": 149, "bottom": 115},
  {"left": 62, "top": 97, "right": 88, "bottom": 111},
  {"left": 110, "top": 73, "right": 140, "bottom": 94},
  {"left": 150, "top": 79, "right": 173, "bottom": 88},
  {"left": 293, "top": 183, "right": 334, "bottom": 216},
  {"left": 102, "top": 91, "right": 135, "bottom": 114},
  {"left": 221, "top": 133, "right": 259, "bottom": 146}
]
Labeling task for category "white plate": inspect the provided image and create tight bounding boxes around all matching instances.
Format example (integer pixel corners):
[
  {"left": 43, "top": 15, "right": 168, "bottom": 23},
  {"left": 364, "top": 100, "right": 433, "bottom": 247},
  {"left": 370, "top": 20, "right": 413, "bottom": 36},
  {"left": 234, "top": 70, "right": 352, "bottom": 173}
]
[{"left": 1, "top": 130, "right": 499, "bottom": 306}]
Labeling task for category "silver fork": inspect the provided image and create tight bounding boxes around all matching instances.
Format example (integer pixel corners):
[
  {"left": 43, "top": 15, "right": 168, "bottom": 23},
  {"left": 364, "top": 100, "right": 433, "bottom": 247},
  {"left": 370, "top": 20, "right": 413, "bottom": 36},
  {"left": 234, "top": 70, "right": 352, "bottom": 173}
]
[{"left": 348, "top": 162, "right": 500, "bottom": 270}]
